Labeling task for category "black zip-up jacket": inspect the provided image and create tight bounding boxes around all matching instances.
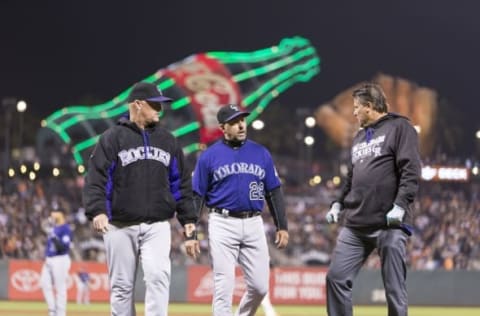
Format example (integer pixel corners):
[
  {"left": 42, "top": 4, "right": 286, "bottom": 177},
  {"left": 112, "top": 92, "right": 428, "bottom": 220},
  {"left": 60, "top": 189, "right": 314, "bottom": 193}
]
[
  {"left": 335, "top": 113, "right": 421, "bottom": 229},
  {"left": 83, "top": 117, "right": 197, "bottom": 226}
]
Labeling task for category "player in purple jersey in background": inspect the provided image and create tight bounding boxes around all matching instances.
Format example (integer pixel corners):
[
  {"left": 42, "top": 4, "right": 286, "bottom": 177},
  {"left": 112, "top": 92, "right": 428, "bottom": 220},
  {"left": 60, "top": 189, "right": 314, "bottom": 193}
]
[
  {"left": 40, "top": 208, "right": 72, "bottom": 316},
  {"left": 76, "top": 266, "right": 90, "bottom": 305},
  {"left": 192, "top": 104, "right": 289, "bottom": 316}
]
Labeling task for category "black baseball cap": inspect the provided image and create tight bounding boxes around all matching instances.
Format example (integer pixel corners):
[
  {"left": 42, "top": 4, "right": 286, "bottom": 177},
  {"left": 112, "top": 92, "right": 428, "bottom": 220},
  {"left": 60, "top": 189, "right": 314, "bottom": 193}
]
[
  {"left": 127, "top": 82, "right": 173, "bottom": 103},
  {"left": 217, "top": 104, "right": 250, "bottom": 124}
]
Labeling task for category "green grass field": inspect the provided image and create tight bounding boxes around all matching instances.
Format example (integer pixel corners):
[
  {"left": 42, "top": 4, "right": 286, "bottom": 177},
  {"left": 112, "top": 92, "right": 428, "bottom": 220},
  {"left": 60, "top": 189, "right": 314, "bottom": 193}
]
[{"left": 1, "top": 301, "right": 479, "bottom": 315}]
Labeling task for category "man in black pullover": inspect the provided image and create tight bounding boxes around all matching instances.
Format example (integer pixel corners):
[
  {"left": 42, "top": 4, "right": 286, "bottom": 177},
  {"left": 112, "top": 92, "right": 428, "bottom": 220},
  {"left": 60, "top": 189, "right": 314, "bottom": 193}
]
[
  {"left": 83, "top": 82, "right": 199, "bottom": 316},
  {"left": 325, "top": 83, "right": 421, "bottom": 316}
]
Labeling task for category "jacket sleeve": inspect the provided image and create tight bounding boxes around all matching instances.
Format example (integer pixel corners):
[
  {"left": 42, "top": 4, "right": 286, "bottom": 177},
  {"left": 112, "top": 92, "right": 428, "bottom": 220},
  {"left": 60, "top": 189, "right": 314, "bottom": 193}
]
[
  {"left": 265, "top": 186, "right": 288, "bottom": 231},
  {"left": 83, "top": 130, "right": 117, "bottom": 221},
  {"left": 192, "top": 152, "right": 209, "bottom": 197},
  {"left": 335, "top": 160, "right": 353, "bottom": 207},
  {"left": 393, "top": 120, "right": 422, "bottom": 210},
  {"left": 171, "top": 140, "right": 198, "bottom": 226}
]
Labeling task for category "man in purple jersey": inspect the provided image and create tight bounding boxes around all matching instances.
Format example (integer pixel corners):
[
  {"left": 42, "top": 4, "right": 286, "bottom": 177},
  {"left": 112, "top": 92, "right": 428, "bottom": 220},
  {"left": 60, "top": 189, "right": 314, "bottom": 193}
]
[
  {"left": 324, "top": 83, "right": 421, "bottom": 316},
  {"left": 40, "top": 208, "right": 72, "bottom": 316},
  {"left": 192, "top": 104, "right": 289, "bottom": 316}
]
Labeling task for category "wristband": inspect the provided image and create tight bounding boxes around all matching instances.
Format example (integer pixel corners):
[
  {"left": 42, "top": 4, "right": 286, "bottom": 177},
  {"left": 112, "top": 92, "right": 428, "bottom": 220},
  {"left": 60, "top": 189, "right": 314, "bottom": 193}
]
[{"left": 184, "top": 230, "right": 198, "bottom": 241}]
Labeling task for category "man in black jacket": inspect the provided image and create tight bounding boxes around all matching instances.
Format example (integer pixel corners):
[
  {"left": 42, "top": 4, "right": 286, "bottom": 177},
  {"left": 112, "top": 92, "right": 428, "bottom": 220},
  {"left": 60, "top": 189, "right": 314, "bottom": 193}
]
[
  {"left": 83, "top": 82, "right": 199, "bottom": 316},
  {"left": 325, "top": 83, "right": 421, "bottom": 316}
]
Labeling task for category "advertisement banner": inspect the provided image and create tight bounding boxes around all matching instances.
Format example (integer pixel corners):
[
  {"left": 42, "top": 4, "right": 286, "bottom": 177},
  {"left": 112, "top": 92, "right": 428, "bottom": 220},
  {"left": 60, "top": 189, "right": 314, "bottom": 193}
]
[
  {"left": 187, "top": 265, "right": 246, "bottom": 303},
  {"left": 187, "top": 265, "right": 327, "bottom": 304},
  {"left": 271, "top": 266, "right": 327, "bottom": 305},
  {"left": 8, "top": 260, "right": 109, "bottom": 301}
]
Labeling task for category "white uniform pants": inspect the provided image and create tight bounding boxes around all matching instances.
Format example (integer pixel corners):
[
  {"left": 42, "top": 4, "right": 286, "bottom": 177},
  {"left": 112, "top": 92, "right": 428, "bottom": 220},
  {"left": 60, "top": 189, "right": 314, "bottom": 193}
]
[
  {"left": 208, "top": 213, "right": 270, "bottom": 316},
  {"left": 40, "top": 254, "right": 71, "bottom": 316},
  {"left": 104, "top": 221, "right": 171, "bottom": 316},
  {"left": 76, "top": 281, "right": 90, "bottom": 304}
]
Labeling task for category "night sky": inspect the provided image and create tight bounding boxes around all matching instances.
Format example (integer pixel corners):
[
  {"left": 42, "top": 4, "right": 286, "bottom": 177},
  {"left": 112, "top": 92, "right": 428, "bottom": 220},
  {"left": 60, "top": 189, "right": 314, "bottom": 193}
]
[{"left": 1, "top": 1, "right": 479, "bottom": 155}]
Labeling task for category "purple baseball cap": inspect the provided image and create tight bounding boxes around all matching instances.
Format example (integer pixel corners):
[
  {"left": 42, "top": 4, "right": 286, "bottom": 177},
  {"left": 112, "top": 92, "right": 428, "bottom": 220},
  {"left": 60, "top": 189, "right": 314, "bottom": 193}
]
[
  {"left": 127, "top": 82, "right": 173, "bottom": 103},
  {"left": 217, "top": 104, "right": 250, "bottom": 124}
]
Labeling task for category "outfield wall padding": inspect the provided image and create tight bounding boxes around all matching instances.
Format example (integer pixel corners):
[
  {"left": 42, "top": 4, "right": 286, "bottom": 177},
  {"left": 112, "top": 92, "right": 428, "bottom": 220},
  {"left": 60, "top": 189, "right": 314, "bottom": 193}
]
[{"left": 2, "top": 260, "right": 479, "bottom": 306}]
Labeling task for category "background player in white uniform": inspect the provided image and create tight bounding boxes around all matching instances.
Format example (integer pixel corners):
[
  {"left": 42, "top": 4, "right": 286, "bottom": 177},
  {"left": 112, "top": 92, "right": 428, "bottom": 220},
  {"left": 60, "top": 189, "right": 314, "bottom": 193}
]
[
  {"left": 76, "top": 266, "right": 90, "bottom": 305},
  {"left": 40, "top": 208, "right": 72, "bottom": 316},
  {"left": 192, "top": 104, "right": 289, "bottom": 316}
]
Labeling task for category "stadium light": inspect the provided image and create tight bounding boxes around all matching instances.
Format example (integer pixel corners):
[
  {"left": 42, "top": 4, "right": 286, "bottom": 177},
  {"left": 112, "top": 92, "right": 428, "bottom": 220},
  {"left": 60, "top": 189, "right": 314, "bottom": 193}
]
[
  {"left": 304, "top": 136, "right": 315, "bottom": 146},
  {"left": 16, "top": 100, "right": 27, "bottom": 112},
  {"left": 312, "top": 175, "right": 322, "bottom": 184},
  {"left": 77, "top": 164, "right": 86, "bottom": 174},
  {"left": 305, "top": 116, "right": 316, "bottom": 128},
  {"left": 252, "top": 119, "right": 265, "bottom": 130},
  {"left": 476, "top": 130, "right": 480, "bottom": 139},
  {"left": 52, "top": 168, "right": 60, "bottom": 177},
  {"left": 472, "top": 166, "right": 479, "bottom": 176}
]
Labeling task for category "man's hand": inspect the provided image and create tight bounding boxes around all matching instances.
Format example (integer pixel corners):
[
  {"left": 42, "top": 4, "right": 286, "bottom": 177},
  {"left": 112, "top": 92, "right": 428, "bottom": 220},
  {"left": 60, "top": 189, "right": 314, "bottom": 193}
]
[
  {"left": 185, "top": 239, "right": 200, "bottom": 259},
  {"left": 275, "top": 230, "right": 289, "bottom": 249},
  {"left": 325, "top": 202, "right": 342, "bottom": 224},
  {"left": 386, "top": 204, "right": 405, "bottom": 226},
  {"left": 92, "top": 214, "right": 109, "bottom": 234},
  {"left": 184, "top": 223, "right": 200, "bottom": 259}
]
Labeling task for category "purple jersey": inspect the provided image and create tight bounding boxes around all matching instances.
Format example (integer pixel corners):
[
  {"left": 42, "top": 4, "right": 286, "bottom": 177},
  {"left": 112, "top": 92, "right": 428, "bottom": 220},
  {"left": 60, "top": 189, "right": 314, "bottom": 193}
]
[
  {"left": 192, "top": 139, "right": 281, "bottom": 212},
  {"left": 78, "top": 271, "right": 90, "bottom": 283},
  {"left": 45, "top": 223, "right": 72, "bottom": 257}
]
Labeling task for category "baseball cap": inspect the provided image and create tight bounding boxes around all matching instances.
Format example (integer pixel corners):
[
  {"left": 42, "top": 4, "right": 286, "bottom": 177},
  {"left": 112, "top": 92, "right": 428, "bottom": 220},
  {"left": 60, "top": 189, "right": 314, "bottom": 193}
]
[
  {"left": 127, "top": 82, "right": 173, "bottom": 104},
  {"left": 217, "top": 104, "right": 250, "bottom": 124}
]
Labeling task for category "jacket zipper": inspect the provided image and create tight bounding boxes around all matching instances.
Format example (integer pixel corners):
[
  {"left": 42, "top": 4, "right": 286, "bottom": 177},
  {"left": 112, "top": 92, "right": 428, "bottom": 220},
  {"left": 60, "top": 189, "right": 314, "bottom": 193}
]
[{"left": 142, "top": 130, "right": 150, "bottom": 219}]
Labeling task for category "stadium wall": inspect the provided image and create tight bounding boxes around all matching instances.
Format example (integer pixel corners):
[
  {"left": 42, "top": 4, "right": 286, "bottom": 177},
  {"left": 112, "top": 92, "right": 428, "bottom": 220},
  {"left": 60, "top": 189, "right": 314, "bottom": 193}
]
[{"left": 2, "top": 260, "right": 479, "bottom": 306}]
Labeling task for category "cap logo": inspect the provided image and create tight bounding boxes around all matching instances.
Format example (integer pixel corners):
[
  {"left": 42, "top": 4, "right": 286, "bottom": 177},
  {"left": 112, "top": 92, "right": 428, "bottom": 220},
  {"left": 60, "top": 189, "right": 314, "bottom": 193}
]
[{"left": 229, "top": 104, "right": 239, "bottom": 111}]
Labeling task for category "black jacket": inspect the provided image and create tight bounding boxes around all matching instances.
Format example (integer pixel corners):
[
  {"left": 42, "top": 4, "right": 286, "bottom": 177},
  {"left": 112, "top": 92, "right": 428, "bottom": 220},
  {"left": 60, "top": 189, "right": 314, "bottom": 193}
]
[
  {"left": 336, "top": 113, "right": 421, "bottom": 229},
  {"left": 83, "top": 117, "right": 197, "bottom": 226}
]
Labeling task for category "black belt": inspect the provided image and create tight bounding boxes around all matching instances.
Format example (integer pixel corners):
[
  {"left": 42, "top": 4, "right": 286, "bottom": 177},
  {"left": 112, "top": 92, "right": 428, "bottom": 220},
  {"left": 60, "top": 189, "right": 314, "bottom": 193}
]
[
  {"left": 210, "top": 207, "right": 261, "bottom": 219},
  {"left": 110, "top": 219, "right": 163, "bottom": 227}
]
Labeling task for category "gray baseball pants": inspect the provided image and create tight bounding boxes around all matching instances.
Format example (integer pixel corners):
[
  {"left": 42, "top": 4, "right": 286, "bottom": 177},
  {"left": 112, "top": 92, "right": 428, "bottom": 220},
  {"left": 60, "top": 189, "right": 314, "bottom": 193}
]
[
  {"left": 40, "top": 254, "right": 71, "bottom": 316},
  {"left": 208, "top": 213, "right": 270, "bottom": 316},
  {"left": 104, "top": 221, "right": 171, "bottom": 316},
  {"left": 326, "top": 227, "right": 408, "bottom": 316}
]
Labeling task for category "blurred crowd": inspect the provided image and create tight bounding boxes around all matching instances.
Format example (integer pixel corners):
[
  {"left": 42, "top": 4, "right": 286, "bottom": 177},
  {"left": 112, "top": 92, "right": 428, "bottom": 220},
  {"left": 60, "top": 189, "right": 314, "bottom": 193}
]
[{"left": 0, "top": 169, "right": 479, "bottom": 271}]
